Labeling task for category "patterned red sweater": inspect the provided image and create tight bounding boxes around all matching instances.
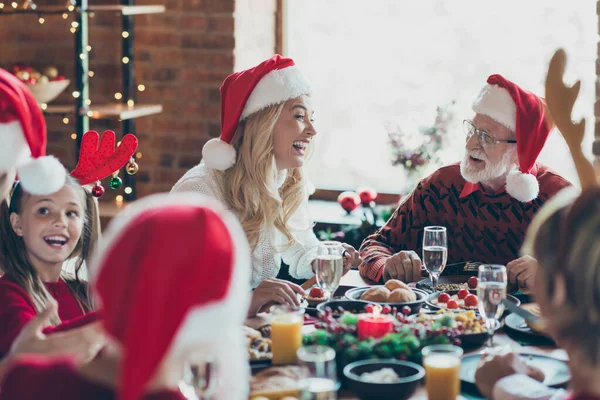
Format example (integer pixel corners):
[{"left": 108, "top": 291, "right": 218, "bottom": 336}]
[{"left": 359, "top": 163, "right": 571, "bottom": 283}]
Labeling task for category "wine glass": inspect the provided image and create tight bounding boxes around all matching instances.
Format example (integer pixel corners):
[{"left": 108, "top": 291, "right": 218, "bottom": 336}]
[
  {"left": 315, "top": 241, "right": 344, "bottom": 299},
  {"left": 477, "top": 264, "right": 507, "bottom": 350},
  {"left": 422, "top": 226, "right": 448, "bottom": 293},
  {"left": 297, "top": 345, "right": 340, "bottom": 400},
  {"left": 180, "top": 358, "right": 217, "bottom": 400}
]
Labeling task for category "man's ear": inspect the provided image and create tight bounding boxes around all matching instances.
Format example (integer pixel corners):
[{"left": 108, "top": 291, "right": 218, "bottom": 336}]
[{"left": 10, "top": 212, "right": 24, "bottom": 237}]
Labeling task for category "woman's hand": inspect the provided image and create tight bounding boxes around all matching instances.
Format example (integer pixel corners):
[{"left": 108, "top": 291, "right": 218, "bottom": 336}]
[
  {"left": 248, "top": 279, "right": 306, "bottom": 317},
  {"left": 340, "top": 243, "right": 361, "bottom": 276},
  {"left": 9, "top": 300, "right": 105, "bottom": 364}
]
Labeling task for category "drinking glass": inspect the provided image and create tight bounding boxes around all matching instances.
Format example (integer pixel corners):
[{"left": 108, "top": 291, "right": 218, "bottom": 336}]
[
  {"left": 422, "top": 344, "right": 463, "bottom": 400},
  {"left": 477, "top": 264, "right": 507, "bottom": 349},
  {"left": 180, "top": 361, "right": 215, "bottom": 400},
  {"left": 422, "top": 226, "right": 448, "bottom": 293},
  {"left": 315, "top": 241, "right": 344, "bottom": 299},
  {"left": 297, "top": 346, "right": 340, "bottom": 400},
  {"left": 270, "top": 305, "right": 305, "bottom": 365}
]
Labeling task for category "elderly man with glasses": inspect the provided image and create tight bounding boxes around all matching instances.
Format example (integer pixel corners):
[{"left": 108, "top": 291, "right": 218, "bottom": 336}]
[{"left": 359, "top": 74, "right": 571, "bottom": 290}]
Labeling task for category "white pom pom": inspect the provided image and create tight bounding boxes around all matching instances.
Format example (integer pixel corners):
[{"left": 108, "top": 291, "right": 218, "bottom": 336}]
[
  {"left": 202, "top": 138, "right": 236, "bottom": 171},
  {"left": 18, "top": 156, "right": 66, "bottom": 195},
  {"left": 506, "top": 169, "right": 539, "bottom": 203}
]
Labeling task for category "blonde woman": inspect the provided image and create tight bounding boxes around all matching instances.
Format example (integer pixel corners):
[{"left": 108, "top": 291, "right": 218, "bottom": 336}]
[
  {"left": 172, "top": 55, "right": 360, "bottom": 316},
  {"left": 474, "top": 186, "right": 600, "bottom": 400}
]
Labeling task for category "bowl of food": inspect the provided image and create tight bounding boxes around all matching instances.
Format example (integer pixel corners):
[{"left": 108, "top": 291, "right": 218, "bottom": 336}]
[
  {"left": 345, "top": 280, "right": 427, "bottom": 314},
  {"left": 426, "top": 289, "right": 520, "bottom": 314},
  {"left": 26, "top": 79, "right": 71, "bottom": 104},
  {"left": 343, "top": 359, "right": 424, "bottom": 400}
]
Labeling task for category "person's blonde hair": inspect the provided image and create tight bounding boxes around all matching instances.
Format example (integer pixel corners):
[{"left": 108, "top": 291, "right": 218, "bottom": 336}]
[
  {"left": 214, "top": 103, "right": 313, "bottom": 251},
  {"left": 0, "top": 175, "right": 100, "bottom": 325},
  {"left": 523, "top": 186, "right": 600, "bottom": 364}
]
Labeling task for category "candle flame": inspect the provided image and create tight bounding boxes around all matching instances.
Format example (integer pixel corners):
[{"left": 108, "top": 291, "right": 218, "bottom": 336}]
[{"left": 372, "top": 304, "right": 382, "bottom": 318}]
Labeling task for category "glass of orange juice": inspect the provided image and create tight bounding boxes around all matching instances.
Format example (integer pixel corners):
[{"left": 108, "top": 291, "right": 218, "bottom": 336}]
[
  {"left": 270, "top": 305, "right": 305, "bottom": 365},
  {"left": 422, "top": 344, "right": 463, "bottom": 400}
]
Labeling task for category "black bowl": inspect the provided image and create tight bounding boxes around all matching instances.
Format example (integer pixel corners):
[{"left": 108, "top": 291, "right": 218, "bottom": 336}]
[
  {"left": 343, "top": 359, "right": 425, "bottom": 400},
  {"left": 344, "top": 286, "right": 427, "bottom": 315},
  {"left": 315, "top": 299, "right": 375, "bottom": 316}
]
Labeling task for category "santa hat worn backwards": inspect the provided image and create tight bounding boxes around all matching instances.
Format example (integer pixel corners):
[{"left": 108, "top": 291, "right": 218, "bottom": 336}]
[
  {"left": 472, "top": 74, "right": 553, "bottom": 202},
  {"left": 0, "top": 68, "right": 65, "bottom": 195},
  {"left": 202, "top": 54, "right": 312, "bottom": 170},
  {"left": 89, "top": 192, "right": 252, "bottom": 400}
]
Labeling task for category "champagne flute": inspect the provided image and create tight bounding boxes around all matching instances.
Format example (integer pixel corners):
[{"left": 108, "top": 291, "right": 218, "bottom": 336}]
[
  {"left": 422, "top": 226, "right": 448, "bottom": 293},
  {"left": 315, "top": 241, "right": 344, "bottom": 299},
  {"left": 477, "top": 264, "right": 507, "bottom": 350}
]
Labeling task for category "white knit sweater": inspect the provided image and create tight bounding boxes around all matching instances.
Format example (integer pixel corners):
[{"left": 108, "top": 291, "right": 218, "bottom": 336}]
[{"left": 171, "top": 163, "right": 319, "bottom": 288}]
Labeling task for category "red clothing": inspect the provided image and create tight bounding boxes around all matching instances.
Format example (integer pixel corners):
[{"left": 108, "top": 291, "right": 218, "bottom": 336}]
[
  {"left": 0, "top": 276, "right": 92, "bottom": 358},
  {"left": 0, "top": 356, "right": 187, "bottom": 400},
  {"left": 359, "top": 163, "right": 571, "bottom": 282}
]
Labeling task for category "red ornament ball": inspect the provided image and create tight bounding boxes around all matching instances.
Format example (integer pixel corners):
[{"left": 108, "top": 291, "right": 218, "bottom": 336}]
[
  {"left": 356, "top": 186, "right": 377, "bottom": 205},
  {"left": 91, "top": 185, "right": 105, "bottom": 198},
  {"left": 337, "top": 191, "right": 360, "bottom": 213}
]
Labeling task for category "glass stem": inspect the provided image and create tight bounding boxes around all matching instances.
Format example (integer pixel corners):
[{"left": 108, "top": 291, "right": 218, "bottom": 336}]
[
  {"left": 487, "top": 320, "right": 495, "bottom": 347},
  {"left": 431, "top": 274, "right": 439, "bottom": 293}
]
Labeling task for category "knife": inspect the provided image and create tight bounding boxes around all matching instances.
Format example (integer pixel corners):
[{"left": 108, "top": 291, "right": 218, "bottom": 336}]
[{"left": 501, "top": 299, "right": 540, "bottom": 324}]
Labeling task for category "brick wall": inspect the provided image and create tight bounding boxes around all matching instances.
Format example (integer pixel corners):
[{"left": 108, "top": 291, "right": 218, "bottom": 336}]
[{"left": 0, "top": 0, "right": 277, "bottom": 199}]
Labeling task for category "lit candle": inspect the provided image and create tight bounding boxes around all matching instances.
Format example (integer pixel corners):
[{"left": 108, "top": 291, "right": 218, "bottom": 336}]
[{"left": 357, "top": 306, "right": 394, "bottom": 340}]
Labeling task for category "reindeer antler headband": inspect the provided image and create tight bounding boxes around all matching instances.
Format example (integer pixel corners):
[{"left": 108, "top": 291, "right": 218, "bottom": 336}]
[
  {"left": 71, "top": 130, "right": 139, "bottom": 197},
  {"left": 545, "top": 49, "right": 599, "bottom": 188}
]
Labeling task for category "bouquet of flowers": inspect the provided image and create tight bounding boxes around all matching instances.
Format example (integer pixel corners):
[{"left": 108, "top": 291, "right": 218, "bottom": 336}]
[{"left": 388, "top": 101, "right": 456, "bottom": 176}]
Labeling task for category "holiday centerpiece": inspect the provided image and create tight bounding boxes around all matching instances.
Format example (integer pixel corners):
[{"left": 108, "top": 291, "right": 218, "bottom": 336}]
[
  {"left": 302, "top": 303, "right": 476, "bottom": 375},
  {"left": 10, "top": 64, "right": 70, "bottom": 104}
]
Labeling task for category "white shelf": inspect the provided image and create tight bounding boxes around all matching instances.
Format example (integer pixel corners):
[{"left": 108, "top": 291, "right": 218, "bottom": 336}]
[{"left": 44, "top": 103, "right": 163, "bottom": 120}]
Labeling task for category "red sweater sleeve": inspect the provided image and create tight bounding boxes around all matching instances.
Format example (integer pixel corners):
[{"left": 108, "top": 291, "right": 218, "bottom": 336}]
[
  {"left": 0, "top": 279, "right": 37, "bottom": 359},
  {"left": 359, "top": 184, "right": 425, "bottom": 283}
]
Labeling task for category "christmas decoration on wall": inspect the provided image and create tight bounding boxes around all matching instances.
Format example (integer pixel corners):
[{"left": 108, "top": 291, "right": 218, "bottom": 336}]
[{"left": 388, "top": 101, "right": 456, "bottom": 184}]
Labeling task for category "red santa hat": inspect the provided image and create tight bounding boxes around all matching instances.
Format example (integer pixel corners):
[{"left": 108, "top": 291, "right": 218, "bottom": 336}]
[
  {"left": 472, "top": 74, "right": 553, "bottom": 202},
  {"left": 90, "top": 192, "right": 252, "bottom": 400},
  {"left": 202, "top": 54, "right": 312, "bottom": 170},
  {"left": 0, "top": 68, "right": 65, "bottom": 195}
]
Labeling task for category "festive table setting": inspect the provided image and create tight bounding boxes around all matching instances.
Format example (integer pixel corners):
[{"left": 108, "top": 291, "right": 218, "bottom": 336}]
[{"left": 244, "top": 237, "right": 569, "bottom": 400}]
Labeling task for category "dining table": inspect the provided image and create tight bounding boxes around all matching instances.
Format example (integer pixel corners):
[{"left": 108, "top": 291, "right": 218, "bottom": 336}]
[{"left": 249, "top": 270, "right": 568, "bottom": 400}]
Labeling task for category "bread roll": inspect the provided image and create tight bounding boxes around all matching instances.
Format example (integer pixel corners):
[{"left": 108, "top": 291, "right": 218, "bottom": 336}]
[
  {"left": 388, "top": 288, "right": 417, "bottom": 303},
  {"left": 385, "top": 279, "right": 411, "bottom": 292},
  {"left": 360, "top": 286, "right": 391, "bottom": 302}
]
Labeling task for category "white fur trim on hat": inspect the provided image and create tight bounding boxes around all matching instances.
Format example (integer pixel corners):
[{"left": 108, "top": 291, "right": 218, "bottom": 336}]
[
  {"left": 90, "top": 192, "right": 252, "bottom": 400},
  {"left": 202, "top": 138, "right": 237, "bottom": 171},
  {"left": 240, "top": 65, "right": 312, "bottom": 120},
  {"left": 472, "top": 84, "right": 517, "bottom": 131},
  {"left": 506, "top": 169, "right": 539, "bottom": 203},
  {"left": 18, "top": 156, "right": 66, "bottom": 195},
  {"left": 0, "top": 120, "right": 31, "bottom": 171}
]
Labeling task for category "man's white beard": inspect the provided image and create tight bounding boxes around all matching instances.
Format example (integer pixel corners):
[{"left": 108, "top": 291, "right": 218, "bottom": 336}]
[{"left": 460, "top": 147, "right": 517, "bottom": 184}]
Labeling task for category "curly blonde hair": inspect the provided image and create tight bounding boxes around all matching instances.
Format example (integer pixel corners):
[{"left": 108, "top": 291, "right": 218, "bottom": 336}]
[
  {"left": 523, "top": 186, "right": 600, "bottom": 364},
  {"left": 213, "top": 103, "right": 313, "bottom": 251}
]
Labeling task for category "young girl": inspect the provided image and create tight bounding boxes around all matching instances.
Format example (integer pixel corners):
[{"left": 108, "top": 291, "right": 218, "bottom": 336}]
[
  {"left": 474, "top": 186, "right": 600, "bottom": 400},
  {"left": 0, "top": 192, "right": 251, "bottom": 400},
  {"left": 172, "top": 54, "right": 361, "bottom": 316},
  {"left": 0, "top": 175, "right": 103, "bottom": 359}
]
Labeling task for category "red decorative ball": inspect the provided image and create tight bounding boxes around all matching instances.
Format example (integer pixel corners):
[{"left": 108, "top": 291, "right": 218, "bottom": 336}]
[
  {"left": 337, "top": 191, "right": 360, "bottom": 213},
  {"left": 356, "top": 186, "right": 377, "bottom": 205},
  {"left": 91, "top": 185, "right": 105, "bottom": 198}
]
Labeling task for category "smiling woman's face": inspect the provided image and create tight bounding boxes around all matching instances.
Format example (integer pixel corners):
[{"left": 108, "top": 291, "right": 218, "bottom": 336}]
[{"left": 272, "top": 95, "right": 317, "bottom": 171}]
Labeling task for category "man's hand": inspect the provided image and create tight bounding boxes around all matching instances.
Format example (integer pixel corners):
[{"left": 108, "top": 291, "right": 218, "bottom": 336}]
[
  {"left": 507, "top": 255, "right": 538, "bottom": 290},
  {"left": 248, "top": 278, "right": 305, "bottom": 317},
  {"left": 9, "top": 300, "right": 105, "bottom": 364},
  {"left": 475, "top": 352, "right": 545, "bottom": 398},
  {"left": 382, "top": 251, "right": 422, "bottom": 283},
  {"left": 340, "top": 243, "right": 361, "bottom": 276}
]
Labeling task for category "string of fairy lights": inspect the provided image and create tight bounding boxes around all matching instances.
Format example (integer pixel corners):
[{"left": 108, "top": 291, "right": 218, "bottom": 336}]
[{"left": 0, "top": 0, "right": 146, "bottom": 202}]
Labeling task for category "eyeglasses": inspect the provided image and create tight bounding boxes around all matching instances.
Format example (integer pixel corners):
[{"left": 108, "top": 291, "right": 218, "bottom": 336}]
[{"left": 463, "top": 120, "right": 517, "bottom": 147}]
